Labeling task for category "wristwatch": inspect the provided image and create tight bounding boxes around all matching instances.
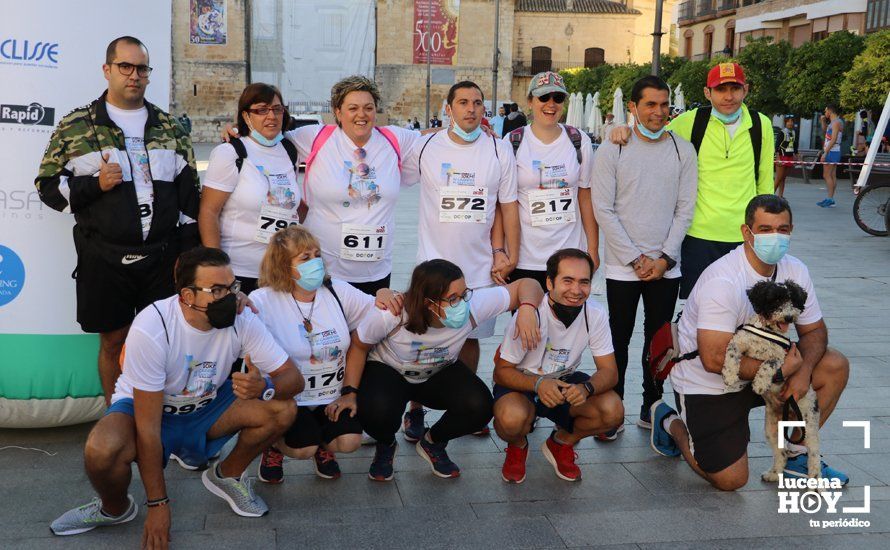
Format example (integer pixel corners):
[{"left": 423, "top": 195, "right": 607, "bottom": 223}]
[
  {"left": 660, "top": 253, "right": 677, "bottom": 270},
  {"left": 260, "top": 376, "right": 276, "bottom": 401},
  {"left": 583, "top": 381, "right": 595, "bottom": 397}
]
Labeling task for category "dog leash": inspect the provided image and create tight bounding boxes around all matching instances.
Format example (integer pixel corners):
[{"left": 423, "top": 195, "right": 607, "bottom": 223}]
[{"left": 783, "top": 396, "right": 806, "bottom": 445}]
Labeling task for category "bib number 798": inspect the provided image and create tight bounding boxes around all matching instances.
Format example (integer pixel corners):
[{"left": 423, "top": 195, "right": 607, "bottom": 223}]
[{"left": 260, "top": 217, "right": 297, "bottom": 230}]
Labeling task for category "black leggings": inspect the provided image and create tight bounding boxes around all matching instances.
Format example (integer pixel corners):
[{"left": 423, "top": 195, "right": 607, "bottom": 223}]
[
  {"left": 357, "top": 360, "right": 493, "bottom": 445},
  {"left": 606, "top": 277, "right": 680, "bottom": 408},
  {"left": 347, "top": 274, "right": 391, "bottom": 296}
]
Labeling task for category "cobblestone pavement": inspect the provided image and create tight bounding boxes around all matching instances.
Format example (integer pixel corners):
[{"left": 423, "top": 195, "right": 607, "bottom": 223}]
[{"left": 1, "top": 149, "right": 888, "bottom": 548}]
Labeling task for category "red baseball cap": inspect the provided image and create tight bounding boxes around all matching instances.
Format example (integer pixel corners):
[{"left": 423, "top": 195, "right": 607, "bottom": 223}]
[{"left": 707, "top": 62, "right": 746, "bottom": 88}]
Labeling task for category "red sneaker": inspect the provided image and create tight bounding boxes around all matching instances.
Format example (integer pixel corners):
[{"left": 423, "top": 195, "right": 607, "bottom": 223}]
[
  {"left": 501, "top": 442, "right": 529, "bottom": 484},
  {"left": 541, "top": 434, "right": 581, "bottom": 481}
]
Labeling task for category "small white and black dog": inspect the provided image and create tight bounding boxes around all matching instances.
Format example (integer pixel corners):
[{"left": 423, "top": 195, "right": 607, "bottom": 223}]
[{"left": 723, "top": 279, "right": 821, "bottom": 482}]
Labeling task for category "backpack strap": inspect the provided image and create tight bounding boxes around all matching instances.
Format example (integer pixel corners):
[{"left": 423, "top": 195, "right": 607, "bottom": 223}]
[
  {"left": 151, "top": 303, "right": 169, "bottom": 345},
  {"left": 509, "top": 127, "right": 525, "bottom": 158},
  {"left": 748, "top": 108, "right": 763, "bottom": 180},
  {"left": 375, "top": 126, "right": 402, "bottom": 172},
  {"left": 667, "top": 131, "right": 681, "bottom": 162},
  {"left": 689, "top": 106, "right": 711, "bottom": 154},
  {"left": 302, "top": 124, "right": 338, "bottom": 195},
  {"left": 229, "top": 137, "right": 248, "bottom": 173},
  {"left": 491, "top": 134, "right": 499, "bottom": 161},
  {"left": 280, "top": 137, "right": 299, "bottom": 172},
  {"left": 322, "top": 279, "right": 346, "bottom": 318},
  {"left": 417, "top": 132, "right": 438, "bottom": 178},
  {"left": 564, "top": 124, "right": 583, "bottom": 165}
]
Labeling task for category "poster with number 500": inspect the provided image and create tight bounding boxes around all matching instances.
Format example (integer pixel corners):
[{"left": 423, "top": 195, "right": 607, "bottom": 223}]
[{"left": 413, "top": 0, "right": 459, "bottom": 65}]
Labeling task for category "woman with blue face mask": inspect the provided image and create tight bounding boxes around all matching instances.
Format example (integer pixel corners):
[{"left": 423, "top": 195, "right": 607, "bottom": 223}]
[
  {"left": 248, "top": 225, "right": 403, "bottom": 484},
  {"left": 341, "top": 259, "right": 544, "bottom": 481},
  {"left": 199, "top": 83, "right": 306, "bottom": 295}
]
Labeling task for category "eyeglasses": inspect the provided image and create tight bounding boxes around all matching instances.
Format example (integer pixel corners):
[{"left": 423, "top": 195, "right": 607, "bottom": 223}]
[
  {"left": 247, "top": 105, "right": 285, "bottom": 117},
  {"left": 537, "top": 93, "right": 566, "bottom": 104},
  {"left": 191, "top": 280, "right": 241, "bottom": 300},
  {"left": 441, "top": 288, "right": 473, "bottom": 308},
  {"left": 111, "top": 62, "right": 152, "bottom": 77}
]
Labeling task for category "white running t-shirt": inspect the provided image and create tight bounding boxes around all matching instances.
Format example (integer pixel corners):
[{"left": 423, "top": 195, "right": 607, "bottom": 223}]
[
  {"left": 112, "top": 296, "right": 290, "bottom": 414},
  {"left": 509, "top": 126, "right": 593, "bottom": 271},
  {"left": 357, "top": 286, "right": 510, "bottom": 383},
  {"left": 203, "top": 138, "right": 301, "bottom": 279},
  {"left": 670, "top": 245, "right": 822, "bottom": 395},
  {"left": 286, "top": 125, "right": 422, "bottom": 283},
  {"left": 403, "top": 131, "right": 518, "bottom": 288},
  {"left": 499, "top": 294, "right": 613, "bottom": 378},
  {"left": 249, "top": 280, "right": 376, "bottom": 406},
  {"left": 106, "top": 103, "right": 153, "bottom": 240}
]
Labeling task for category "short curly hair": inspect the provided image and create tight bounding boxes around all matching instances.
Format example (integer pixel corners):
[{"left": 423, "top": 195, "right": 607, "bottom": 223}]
[{"left": 330, "top": 75, "right": 381, "bottom": 113}]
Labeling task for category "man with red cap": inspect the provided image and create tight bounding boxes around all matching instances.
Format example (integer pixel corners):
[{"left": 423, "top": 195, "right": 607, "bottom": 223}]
[{"left": 610, "top": 62, "right": 774, "bottom": 298}]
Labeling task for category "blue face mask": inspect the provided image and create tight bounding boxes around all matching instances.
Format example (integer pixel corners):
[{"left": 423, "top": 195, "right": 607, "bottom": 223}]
[
  {"left": 636, "top": 122, "right": 665, "bottom": 140},
  {"left": 450, "top": 122, "right": 483, "bottom": 143},
  {"left": 293, "top": 257, "right": 325, "bottom": 291},
  {"left": 430, "top": 298, "right": 470, "bottom": 329},
  {"left": 251, "top": 129, "right": 284, "bottom": 147},
  {"left": 749, "top": 230, "right": 791, "bottom": 265},
  {"left": 713, "top": 107, "right": 743, "bottom": 124}
]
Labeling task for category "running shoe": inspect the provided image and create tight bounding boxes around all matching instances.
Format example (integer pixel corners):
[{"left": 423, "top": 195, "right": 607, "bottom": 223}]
[
  {"left": 170, "top": 452, "right": 209, "bottom": 471},
  {"left": 403, "top": 407, "right": 425, "bottom": 443},
  {"left": 369, "top": 441, "right": 397, "bottom": 481},
  {"left": 541, "top": 433, "right": 581, "bottom": 481},
  {"left": 501, "top": 442, "right": 529, "bottom": 484},
  {"left": 650, "top": 399, "right": 681, "bottom": 457},
  {"left": 784, "top": 454, "right": 849, "bottom": 486},
  {"left": 202, "top": 465, "right": 268, "bottom": 517},
  {"left": 257, "top": 447, "right": 284, "bottom": 484},
  {"left": 472, "top": 425, "right": 491, "bottom": 436},
  {"left": 594, "top": 423, "right": 625, "bottom": 442},
  {"left": 636, "top": 403, "right": 653, "bottom": 429},
  {"left": 416, "top": 433, "right": 461, "bottom": 478},
  {"left": 50, "top": 495, "right": 138, "bottom": 536},
  {"left": 314, "top": 448, "right": 341, "bottom": 480},
  {"left": 824, "top": 198, "right": 836, "bottom": 208}
]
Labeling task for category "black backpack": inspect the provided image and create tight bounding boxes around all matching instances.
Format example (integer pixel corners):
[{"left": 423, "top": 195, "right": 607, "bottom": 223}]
[
  {"left": 229, "top": 137, "right": 299, "bottom": 173},
  {"left": 689, "top": 106, "right": 763, "bottom": 178}
]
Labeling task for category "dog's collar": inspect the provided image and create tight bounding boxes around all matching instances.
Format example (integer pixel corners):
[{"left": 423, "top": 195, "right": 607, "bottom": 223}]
[{"left": 739, "top": 324, "right": 792, "bottom": 350}]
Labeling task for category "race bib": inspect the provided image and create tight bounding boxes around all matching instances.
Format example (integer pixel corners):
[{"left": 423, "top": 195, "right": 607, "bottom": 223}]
[
  {"left": 528, "top": 187, "right": 575, "bottom": 227},
  {"left": 298, "top": 326, "right": 346, "bottom": 404},
  {"left": 137, "top": 191, "right": 153, "bottom": 236},
  {"left": 340, "top": 223, "right": 387, "bottom": 261},
  {"left": 439, "top": 186, "right": 488, "bottom": 223},
  {"left": 162, "top": 391, "right": 217, "bottom": 415},
  {"left": 254, "top": 202, "right": 300, "bottom": 244}
]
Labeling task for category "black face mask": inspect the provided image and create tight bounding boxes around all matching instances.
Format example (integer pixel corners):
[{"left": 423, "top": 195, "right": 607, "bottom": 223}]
[
  {"left": 205, "top": 293, "right": 237, "bottom": 329},
  {"left": 550, "top": 300, "right": 583, "bottom": 328}
]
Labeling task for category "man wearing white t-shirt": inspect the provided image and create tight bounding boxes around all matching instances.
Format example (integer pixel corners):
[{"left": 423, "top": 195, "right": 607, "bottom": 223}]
[
  {"left": 50, "top": 248, "right": 302, "bottom": 542},
  {"left": 402, "top": 80, "right": 520, "bottom": 371},
  {"left": 649, "top": 196, "right": 850, "bottom": 491},
  {"left": 36, "top": 36, "right": 201, "bottom": 405},
  {"left": 493, "top": 249, "right": 623, "bottom": 483}
]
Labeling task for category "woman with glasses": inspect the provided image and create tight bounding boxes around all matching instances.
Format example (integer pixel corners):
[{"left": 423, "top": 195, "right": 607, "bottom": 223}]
[
  {"left": 200, "top": 83, "right": 304, "bottom": 295},
  {"left": 330, "top": 259, "right": 543, "bottom": 481},
  {"left": 248, "top": 226, "right": 403, "bottom": 484},
  {"left": 492, "top": 72, "right": 599, "bottom": 289}
]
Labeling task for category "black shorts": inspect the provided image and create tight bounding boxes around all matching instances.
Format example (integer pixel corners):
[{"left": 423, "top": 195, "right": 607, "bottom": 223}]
[
  {"left": 347, "top": 274, "right": 391, "bottom": 296},
  {"left": 679, "top": 236, "right": 741, "bottom": 299},
  {"left": 283, "top": 405, "right": 363, "bottom": 449},
  {"left": 493, "top": 371, "right": 591, "bottom": 433},
  {"left": 675, "top": 387, "right": 764, "bottom": 474},
  {"left": 236, "top": 276, "right": 259, "bottom": 296},
  {"left": 507, "top": 268, "right": 548, "bottom": 291},
  {"left": 73, "top": 230, "right": 178, "bottom": 334}
]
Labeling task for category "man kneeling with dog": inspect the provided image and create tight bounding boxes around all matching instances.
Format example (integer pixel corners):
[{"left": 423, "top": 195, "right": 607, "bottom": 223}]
[{"left": 650, "top": 194, "right": 849, "bottom": 491}]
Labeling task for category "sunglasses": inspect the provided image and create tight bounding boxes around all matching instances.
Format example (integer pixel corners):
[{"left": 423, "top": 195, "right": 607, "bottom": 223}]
[{"left": 537, "top": 93, "right": 566, "bottom": 104}]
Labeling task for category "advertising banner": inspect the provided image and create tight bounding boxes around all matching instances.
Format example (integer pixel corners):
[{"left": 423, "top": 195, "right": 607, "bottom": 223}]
[
  {"left": 0, "top": 1, "right": 172, "bottom": 427},
  {"left": 412, "top": 0, "right": 460, "bottom": 66},
  {"left": 190, "top": 0, "right": 228, "bottom": 45}
]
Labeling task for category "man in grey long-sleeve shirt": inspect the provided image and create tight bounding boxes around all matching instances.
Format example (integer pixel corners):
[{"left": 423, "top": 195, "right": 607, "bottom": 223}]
[{"left": 591, "top": 76, "right": 698, "bottom": 437}]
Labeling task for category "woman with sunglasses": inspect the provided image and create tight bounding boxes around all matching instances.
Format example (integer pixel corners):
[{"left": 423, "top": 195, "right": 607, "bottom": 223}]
[
  {"left": 248, "top": 226, "right": 403, "bottom": 484},
  {"left": 492, "top": 72, "right": 599, "bottom": 289},
  {"left": 200, "top": 83, "right": 305, "bottom": 295},
  {"left": 329, "top": 259, "right": 543, "bottom": 481}
]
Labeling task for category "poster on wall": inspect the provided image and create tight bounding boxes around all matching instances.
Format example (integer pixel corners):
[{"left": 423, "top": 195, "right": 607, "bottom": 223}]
[
  {"left": 190, "top": 0, "right": 227, "bottom": 45},
  {"left": 0, "top": 1, "right": 172, "bottom": 427},
  {"left": 413, "top": 0, "right": 459, "bottom": 65}
]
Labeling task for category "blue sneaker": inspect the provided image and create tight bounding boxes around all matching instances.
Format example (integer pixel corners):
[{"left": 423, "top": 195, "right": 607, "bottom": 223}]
[
  {"left": 416, "top": 432, "right": 460, "bottom": 478},
  {"left": 403, "top": 408, "right": 425, "bottom": 443},
  {"left": 650, "top": 400, "right": 681, "bottom": 457},
  {"left": 368, "top": 441, "right": 397, "bottom": 482},
  {"left": 824, "top": 198, "right": 836, "bottom": 208},
  {"left": 783, "top": 454, "right": 849, "bottom": 486}
]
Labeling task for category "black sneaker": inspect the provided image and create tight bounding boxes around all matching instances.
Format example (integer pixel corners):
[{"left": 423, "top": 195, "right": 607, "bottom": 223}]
[
  {"left": 368, "top": 441, "right": 397, "bottom": 482},
  {"left": 416, "top": 433, "right": 460, "bottom": 478},
  {"left": 403, "top": 408, "right": 425, "bottom": 443},
  {"left": 314, "top": 448, "right": 341, "bottom": 480},
  {"left": 257, "top": 447, "right": 284, "bottom": 484}
]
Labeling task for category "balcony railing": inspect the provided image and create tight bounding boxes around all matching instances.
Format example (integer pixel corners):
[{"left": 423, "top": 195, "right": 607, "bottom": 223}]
[
  {"left": 513, "top": 59, "right": 588, "bottom": 77},
  {"left": 679, "top": 0, "right": 738, "bottom": 23}
]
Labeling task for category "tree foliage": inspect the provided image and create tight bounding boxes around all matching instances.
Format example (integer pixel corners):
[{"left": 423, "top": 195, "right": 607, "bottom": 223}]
[
  {"left": 780, "top": 31, "right": 865, "bottom": 114},
  {"left": 736, "top": 36, "right": 792, "bottom": 116},
  {"left": 667, "top": 59, "right": 712, "bottom": 109},
  {"left": 840, "top": 30, "right": 890, "bottom": 112}
]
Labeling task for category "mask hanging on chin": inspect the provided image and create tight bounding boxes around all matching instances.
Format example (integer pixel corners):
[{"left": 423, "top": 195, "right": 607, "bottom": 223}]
[
  {"left": 550, "top": 299, "right": 583, "bottom": 328},
  {"left": 450, "top": 121, "right": 483, "bottom": 143},
  {"left": 246, "top": 119, "right": 284, "bottom": 147},
  {"left": 632, "top": 108, "right": 665, "bottom": 140},
  {"left": 712, "top": 107, "right": 743, "bottom": 125}
]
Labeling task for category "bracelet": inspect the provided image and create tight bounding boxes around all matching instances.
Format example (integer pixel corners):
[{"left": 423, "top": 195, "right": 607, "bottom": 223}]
[
  {"left": 146, "top": 497, "right": 170, "bottom": 508},
  {"left": 341, "top": 385, "right": 358, "bottom": 396},
  {"left": 492, "top": 248, "right": 506, "bottom": 255},
  {"left": 533, "top": 376, "right": 544, "bottom": 393},
  {"left": 518, "top": 302, "right": 537, "bottom": 310},
  {"left": 583, "top": 381, "right": 595, "bottom": 396}
]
